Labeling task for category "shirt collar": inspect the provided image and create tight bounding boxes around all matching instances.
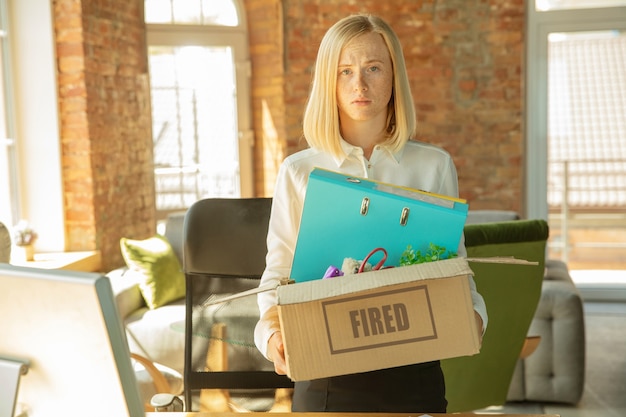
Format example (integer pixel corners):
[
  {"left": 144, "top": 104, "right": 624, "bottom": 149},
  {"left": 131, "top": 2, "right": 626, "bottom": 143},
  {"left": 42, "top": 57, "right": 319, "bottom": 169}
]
[{"left": 336, "top": 138, "right": 404, "bottom": 166}]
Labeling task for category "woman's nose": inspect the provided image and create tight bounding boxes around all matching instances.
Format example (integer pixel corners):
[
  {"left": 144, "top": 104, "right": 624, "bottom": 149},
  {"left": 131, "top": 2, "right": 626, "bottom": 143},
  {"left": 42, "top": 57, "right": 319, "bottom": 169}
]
[{"left": 354, "top": 72, "right": 367, "bottom": 91}]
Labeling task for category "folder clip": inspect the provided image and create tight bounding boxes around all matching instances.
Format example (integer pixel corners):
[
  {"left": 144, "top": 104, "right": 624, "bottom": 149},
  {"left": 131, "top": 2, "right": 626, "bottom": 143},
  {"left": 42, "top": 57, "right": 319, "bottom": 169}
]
[{"left": 360, "top": 197, "right": 370, "bottom": 216}]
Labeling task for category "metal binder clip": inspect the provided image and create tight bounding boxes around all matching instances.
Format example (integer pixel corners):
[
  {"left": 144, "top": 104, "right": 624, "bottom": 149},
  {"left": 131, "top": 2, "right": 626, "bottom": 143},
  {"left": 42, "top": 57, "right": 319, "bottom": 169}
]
[
  {"left": 360, "top": 197, "right": 370, "bottom": 216},
  {"left": 400, "top": 207, "right": 410, "bottom": 226}
]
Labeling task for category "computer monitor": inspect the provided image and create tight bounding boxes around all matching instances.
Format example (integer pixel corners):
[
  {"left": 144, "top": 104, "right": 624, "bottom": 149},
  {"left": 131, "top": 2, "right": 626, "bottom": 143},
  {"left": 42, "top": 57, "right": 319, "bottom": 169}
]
[{"left": 0, "top": 263, "right": 144, "bottom": 417}]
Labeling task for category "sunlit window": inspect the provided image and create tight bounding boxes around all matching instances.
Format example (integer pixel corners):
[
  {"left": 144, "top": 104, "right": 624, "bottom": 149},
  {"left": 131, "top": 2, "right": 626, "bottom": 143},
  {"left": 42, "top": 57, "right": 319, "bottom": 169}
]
[
  {"left": 547, "top": 30, "right": 626, "bottom": 209},
  {"left": 149, "top": 44, "right": 240, "bottom": 213},
  {"left": 536, "top": 0, "right": 626, "bottom": 11},
  {"left": 145, "top": 0, "right": 247, "bottom": 218},
  {"left": 145, "top": 0, "right": 238, "bottom": 26}
]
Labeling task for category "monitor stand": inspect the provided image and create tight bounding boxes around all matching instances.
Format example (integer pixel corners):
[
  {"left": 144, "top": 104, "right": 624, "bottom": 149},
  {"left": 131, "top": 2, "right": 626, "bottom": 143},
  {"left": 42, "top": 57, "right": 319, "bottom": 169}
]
[{"left": 0, "top": 356, "right": 29, "bottom": 417}]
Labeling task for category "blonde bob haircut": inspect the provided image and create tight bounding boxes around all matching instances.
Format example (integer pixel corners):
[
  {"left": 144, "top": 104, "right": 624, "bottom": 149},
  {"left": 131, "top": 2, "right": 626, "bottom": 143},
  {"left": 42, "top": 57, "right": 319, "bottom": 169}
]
[{"left": 302, "top": 14, "right": 417, "bottom": 158}]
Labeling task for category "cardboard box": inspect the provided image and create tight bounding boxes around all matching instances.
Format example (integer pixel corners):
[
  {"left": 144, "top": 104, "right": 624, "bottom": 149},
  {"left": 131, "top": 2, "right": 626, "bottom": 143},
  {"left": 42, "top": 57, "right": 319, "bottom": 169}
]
[{"left": 277, "top": 257, "right": 481, "bottom": 381}]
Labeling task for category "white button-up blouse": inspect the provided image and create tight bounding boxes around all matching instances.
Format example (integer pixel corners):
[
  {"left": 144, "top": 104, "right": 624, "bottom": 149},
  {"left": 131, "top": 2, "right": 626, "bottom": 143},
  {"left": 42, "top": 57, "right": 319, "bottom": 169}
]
[{"left": 254, "top": 138, "right": 488, "bottom": 359}]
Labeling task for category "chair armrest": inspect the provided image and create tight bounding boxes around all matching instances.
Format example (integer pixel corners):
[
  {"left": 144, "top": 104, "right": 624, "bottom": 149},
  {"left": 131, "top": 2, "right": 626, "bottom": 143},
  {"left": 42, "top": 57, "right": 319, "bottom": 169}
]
[
  {"left": 519, "top": 335, "right": 541, "bottom": 359},
  {"left": 131, "top": 354, "right": 184, "bottom": 412},
  {"left": 544, "top": 259, "right": 575, "bottom": 284},
  {"left": 131, "top": 353, "right": 172, "bottom": 394}
]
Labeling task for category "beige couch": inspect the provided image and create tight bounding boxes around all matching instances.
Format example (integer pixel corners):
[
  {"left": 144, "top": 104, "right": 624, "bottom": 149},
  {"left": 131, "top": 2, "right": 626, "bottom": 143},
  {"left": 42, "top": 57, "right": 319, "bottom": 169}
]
[
  {"left": 1, "top": 214, "right": 185, "bottom": 376},
  {"left": 108, "top": 211, "right": 274, "bottom": 410},
  {"left": 108, "top": 213, "right": 187, "bottom": 375}
]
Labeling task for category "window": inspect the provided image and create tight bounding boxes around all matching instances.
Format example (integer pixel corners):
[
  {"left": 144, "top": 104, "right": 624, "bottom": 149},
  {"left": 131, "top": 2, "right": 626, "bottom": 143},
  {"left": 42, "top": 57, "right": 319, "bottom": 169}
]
[
  {"left": 0, "top": 2, "right": 17, "bottom": 225},
  {"left": 526, "top": 3, "right": 626, "bottom": 285},
  {"left": 145, "top": 0, "right": 238, "bottom": 26},
  {"left": 536, "top": 0, "right": 626, "bottom": 11},
  {"left": 547, "top": 30, "right": 626, "bottom": 208},
  {"left": 526, "top": 4, "right": 626, "bottom": 220},
  {"left": 145, "top": 0, "right": 252, "bottom": 219}
]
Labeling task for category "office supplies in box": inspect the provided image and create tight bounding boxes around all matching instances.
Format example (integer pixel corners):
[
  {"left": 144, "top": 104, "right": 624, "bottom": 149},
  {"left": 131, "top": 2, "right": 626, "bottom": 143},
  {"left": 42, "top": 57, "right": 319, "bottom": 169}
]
[
  {"left": 277, "top": 257, "right": 481, "bottom": 382},
  {"left": 290, "top": 168, "right": 469, "bottom": 282}
]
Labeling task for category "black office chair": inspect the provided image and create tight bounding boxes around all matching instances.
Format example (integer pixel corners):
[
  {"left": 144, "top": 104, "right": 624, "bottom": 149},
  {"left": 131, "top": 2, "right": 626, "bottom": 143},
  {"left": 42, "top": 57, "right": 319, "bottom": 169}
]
[{"left": 182, "top": 198, "right": 293, "bottom": 412}]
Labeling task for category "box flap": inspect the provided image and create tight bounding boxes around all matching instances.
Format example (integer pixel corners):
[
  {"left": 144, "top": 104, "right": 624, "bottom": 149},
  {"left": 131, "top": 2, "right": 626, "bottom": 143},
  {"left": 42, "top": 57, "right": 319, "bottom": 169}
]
[{"left": 278, "top": 257, "right": 474, "bottom": 305}]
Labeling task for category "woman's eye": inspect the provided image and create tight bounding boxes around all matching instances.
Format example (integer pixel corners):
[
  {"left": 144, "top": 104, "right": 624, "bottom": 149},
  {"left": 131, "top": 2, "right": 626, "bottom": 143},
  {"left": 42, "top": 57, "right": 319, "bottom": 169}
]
[
  {"left": 369, "top": 66, "right": 379, "bottom": 72},
  {"left": 340, "top": 69, "right": 351, "bottom": 75}
]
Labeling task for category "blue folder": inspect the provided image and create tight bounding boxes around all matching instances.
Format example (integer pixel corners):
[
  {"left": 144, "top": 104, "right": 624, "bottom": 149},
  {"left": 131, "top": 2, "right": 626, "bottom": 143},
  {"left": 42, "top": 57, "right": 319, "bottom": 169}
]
[{"left": 290, "top": 168, "right": 469, "bottom": 282}]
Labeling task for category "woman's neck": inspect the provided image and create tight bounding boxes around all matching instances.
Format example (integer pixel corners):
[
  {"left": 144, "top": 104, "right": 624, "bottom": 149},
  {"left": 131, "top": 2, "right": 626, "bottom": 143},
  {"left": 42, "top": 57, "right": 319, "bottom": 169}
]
[{"left": 340, "top": 117, "right": 386, "bottom": 160}]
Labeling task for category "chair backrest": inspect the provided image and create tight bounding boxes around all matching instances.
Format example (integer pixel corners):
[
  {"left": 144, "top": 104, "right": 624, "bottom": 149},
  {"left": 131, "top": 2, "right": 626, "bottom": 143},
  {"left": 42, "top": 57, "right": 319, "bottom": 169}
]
[
  {"left": 0, "top": 222, "right": 11, "bottom": 263},
  {"left": 441, "top": 219, "right": 549, "bottom": 413},
  {"left": 182, "top": 198, "right": 293, "bottom": 411}
]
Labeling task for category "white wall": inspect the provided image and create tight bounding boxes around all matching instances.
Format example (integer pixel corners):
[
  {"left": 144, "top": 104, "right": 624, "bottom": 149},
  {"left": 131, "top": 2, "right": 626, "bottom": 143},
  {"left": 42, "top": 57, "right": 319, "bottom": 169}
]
[{"left": 9, "top": 0, "right": 64, "bottom": 251}]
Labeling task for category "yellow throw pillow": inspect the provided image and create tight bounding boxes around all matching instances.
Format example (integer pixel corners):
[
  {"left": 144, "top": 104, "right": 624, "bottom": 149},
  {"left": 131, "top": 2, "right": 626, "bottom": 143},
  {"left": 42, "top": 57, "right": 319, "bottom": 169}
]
[{"left": 120, "top": 235, "right": 185, "bottom": 309}]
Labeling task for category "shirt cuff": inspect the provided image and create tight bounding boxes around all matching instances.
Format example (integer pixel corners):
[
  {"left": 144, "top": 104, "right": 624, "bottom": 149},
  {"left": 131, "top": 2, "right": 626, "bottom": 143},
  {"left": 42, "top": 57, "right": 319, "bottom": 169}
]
[{"left": 254, "top": 305, "right": 281, "bottom": 360}]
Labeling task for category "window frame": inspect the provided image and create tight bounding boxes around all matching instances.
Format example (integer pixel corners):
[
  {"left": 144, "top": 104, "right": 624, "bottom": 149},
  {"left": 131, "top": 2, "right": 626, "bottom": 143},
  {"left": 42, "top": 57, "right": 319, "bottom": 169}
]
[
  {"left": 525, "top": 4, "right": 626, "bottom": 220},
  {"left": 146, "top": 1, "right": 254, "bottom": 215}
]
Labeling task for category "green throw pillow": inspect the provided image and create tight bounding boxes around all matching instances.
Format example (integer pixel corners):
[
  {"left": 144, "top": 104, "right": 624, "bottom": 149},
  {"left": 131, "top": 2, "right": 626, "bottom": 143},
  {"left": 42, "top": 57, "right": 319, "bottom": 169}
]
[{"left": 120, "top": 235, "right": 185, "bottom": 309}]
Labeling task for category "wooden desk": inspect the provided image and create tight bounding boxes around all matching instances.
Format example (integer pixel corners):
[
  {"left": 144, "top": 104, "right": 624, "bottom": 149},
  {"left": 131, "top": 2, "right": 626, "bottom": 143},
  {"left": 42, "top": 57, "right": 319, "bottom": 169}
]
[
  {"left": 10, "top": 250, "right": 102, "bottom": 272},
  {"left": 147, "top": 413, "right": 560, "bottom": 417}
]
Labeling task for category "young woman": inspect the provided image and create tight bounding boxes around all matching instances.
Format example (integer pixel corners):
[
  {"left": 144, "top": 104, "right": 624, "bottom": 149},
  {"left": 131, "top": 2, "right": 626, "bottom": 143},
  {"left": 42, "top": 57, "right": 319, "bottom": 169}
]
[{"left": 254, "top": 14, "right": 487, "bottom": 412}]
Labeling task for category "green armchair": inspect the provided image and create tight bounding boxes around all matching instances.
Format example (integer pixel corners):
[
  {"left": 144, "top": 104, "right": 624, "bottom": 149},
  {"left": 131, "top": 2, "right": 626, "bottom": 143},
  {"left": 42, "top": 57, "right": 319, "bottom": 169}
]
[{"left": 442, "top": 219, "right": 549, "bottom": 413}]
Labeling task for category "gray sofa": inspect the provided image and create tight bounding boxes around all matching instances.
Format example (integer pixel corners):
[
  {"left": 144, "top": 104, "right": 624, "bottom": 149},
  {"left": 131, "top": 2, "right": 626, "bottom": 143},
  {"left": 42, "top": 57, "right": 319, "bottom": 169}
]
[
  {"left": 467, "top": 210, "right": 585, "bottom": 405},
  {"left": 508, "top": 258, "right": 586, "bottom": 404}
]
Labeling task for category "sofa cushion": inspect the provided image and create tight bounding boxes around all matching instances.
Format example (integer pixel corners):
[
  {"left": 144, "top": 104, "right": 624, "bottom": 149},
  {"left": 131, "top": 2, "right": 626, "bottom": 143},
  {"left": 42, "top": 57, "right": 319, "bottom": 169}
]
[
  {"left": 120, "top": 235, "right": 186, "bottom": 309},
  {"left": 163, "top": 212, "right": 185, "bottom": 263},
  {"left": 107, "top": 267, "right": 146, "bottom": 319},
  {"left": 466, "top": 210, "right": 520, "bottom": 225},
  {"left": 125, "top": 299, "right": 187, "bottom": 373}
]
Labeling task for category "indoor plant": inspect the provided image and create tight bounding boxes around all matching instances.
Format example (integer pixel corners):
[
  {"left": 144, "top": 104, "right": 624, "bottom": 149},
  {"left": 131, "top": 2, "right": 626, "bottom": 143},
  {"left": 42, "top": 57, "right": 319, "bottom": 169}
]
[{"left": 12, "top": 220, "right": 38, "bottom": 261}]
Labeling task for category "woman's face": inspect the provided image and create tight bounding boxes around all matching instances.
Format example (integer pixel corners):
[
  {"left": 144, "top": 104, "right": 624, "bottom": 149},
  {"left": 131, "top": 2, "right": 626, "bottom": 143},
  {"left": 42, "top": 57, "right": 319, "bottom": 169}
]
[{"left": 336, "top": 32, "right": 393, "bottom": 125}]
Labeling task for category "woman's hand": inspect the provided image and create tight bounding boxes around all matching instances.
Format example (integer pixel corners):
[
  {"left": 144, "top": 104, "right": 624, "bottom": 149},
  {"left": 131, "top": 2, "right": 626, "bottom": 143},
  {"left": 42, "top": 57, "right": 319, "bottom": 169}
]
[{"left": 267, "top": 331, "right": 288, "bottom": 375}]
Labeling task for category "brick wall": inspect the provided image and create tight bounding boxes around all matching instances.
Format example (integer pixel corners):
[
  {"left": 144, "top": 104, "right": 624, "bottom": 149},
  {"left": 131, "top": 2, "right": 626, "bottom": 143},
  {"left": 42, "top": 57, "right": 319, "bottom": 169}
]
[
  {"left": 265, "top": 0, "right": 526, "bottom": 211},
  {"left": 51, "top": 0, "right": 524, "bottom": 270},
  {"left": 245, "top": 0, "right": 287, "bottom": 196},
  {"left": 54, "top": 0, "right": 154, "bottom": 271}
]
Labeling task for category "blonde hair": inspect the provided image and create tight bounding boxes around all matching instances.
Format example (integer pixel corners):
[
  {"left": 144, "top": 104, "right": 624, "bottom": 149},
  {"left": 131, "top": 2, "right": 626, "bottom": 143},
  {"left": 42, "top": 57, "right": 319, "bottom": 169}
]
[{"left": 302, "top": 14, "right": 417, "bottom": 158}]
